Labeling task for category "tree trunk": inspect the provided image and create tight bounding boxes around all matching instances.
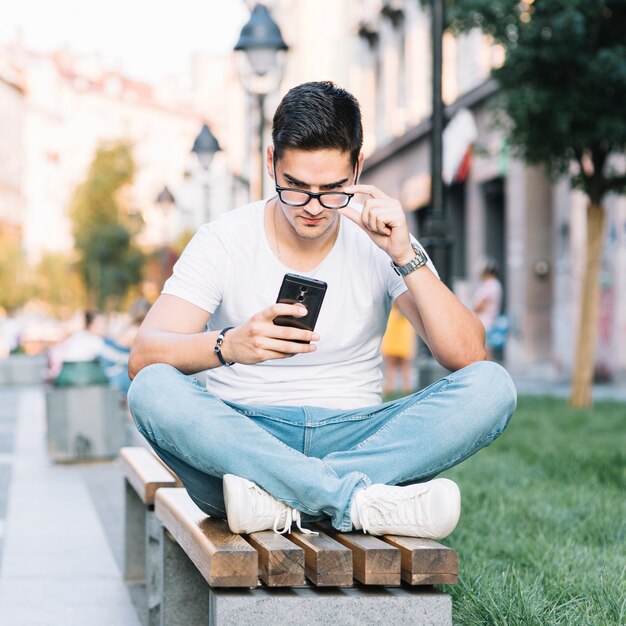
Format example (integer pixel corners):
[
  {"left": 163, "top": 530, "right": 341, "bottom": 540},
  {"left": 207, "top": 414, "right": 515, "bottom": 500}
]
[{"left": 570, "top": 202, "right": 606, "bottom": 407}]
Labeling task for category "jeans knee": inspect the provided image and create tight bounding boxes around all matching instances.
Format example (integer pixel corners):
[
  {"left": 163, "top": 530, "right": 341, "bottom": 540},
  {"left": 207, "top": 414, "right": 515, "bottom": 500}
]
[
  {"left": 463, "top": 360, "right": 517, "bottom": 432},
  {"left": 127, "top": 363, "right": 181, "bottom": 427}
]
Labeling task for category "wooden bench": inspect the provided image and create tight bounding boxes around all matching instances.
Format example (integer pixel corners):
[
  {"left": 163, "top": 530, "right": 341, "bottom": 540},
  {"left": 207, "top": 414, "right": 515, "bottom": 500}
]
[{"left": 153, "top": 487, "right": 458, "bottom": 626}]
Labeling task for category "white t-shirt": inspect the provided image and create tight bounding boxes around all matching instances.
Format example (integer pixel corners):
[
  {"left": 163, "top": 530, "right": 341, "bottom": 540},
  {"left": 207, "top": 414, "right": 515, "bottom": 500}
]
[
  {"left": 162, "top": 199, "right": 436, "bottom": 409},
  {"left": 57, "top": 331, "right": 105, "bottom": 362}
]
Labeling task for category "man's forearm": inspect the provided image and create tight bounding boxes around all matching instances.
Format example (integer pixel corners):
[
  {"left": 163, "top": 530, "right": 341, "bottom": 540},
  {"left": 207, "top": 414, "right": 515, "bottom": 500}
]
[
  {"left": 404, "top": 267, "right": 486, "bottom": 370},
  {"left": 129, "top": 329, "right": 224, "bottom": 380}
]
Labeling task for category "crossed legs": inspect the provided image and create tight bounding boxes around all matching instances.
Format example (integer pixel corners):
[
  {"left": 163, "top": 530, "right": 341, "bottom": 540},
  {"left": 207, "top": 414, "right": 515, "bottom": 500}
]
[{"left": 128, "top": 361, "right": 516, "bottom": 531}]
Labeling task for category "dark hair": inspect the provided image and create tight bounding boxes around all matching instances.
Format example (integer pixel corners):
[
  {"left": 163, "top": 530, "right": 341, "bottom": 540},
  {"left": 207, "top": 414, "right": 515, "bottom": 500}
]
[
  {"left": 482, "top": 258, "right": 500, "bottom": 277},
  {"left": 272, "top": 81, "right": 363, "bottom": 166},
  {"left": 84, "top": 310, "right": 99, "bottom": 328},
  {"left": 129, "top": 298, "right": 151, "bottom": 325}
]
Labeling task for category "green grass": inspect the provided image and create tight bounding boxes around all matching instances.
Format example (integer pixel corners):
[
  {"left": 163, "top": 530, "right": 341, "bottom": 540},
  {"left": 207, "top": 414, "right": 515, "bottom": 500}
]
[{"left": 432, "top": 396, "right": 626, "bottom": 625}]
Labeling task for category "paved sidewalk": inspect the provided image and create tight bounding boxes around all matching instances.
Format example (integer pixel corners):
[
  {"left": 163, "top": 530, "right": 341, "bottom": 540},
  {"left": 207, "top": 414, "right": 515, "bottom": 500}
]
[{"left": 0, "top": 386, "right": 140, "bottom": 625}]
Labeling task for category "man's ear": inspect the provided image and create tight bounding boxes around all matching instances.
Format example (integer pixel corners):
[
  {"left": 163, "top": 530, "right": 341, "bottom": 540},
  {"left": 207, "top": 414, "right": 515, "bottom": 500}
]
[{"left": 266, "top": 145, "right": 275, "bottom": 180}]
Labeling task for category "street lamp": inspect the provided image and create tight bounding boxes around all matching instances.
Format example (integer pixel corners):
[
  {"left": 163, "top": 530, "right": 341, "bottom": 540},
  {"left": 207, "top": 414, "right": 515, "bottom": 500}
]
[
  {"left": 234, "top": 3, "right": 288, "bottom": 199},
  {"left": 155, "top": 185, "right": 176, "bottom": 246},
  {"left": 155, "top": 185, "right": 175, "bottom": 210},
  {"left": 422, "top": 0, "right": 451, "bottom": 287},
  {"left": 191, "top": 123, "right": 221, "bottom": 222}
]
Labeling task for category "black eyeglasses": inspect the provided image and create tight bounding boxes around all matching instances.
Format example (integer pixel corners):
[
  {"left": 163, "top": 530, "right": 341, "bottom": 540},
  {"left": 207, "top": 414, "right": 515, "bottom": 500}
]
[{"left": 273, "top": 159, "right": 358, "bottom": 210}]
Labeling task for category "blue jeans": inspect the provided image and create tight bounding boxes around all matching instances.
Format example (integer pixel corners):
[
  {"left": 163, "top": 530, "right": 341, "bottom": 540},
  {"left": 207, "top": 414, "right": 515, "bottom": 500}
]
[{"left": 128, "top": 361, "right": 516, "bottom": 531}]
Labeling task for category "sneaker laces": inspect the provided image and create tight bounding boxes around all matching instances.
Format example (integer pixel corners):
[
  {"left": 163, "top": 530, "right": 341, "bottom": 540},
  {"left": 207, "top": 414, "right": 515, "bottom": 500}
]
[
  {"left": 358, "top": 488, "right": 428, "bottom": 535},
  {"left": 246, "top": 482, "right": 317, "bottom": 535},
  {"left": 273, "top": 508, "right": 317, "bottom": 536}
]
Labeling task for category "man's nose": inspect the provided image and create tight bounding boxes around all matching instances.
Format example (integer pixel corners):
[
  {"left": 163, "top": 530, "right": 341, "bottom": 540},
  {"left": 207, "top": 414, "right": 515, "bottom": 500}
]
[{"left": 304, "top": 197, "right": 325, "bottom": 215}]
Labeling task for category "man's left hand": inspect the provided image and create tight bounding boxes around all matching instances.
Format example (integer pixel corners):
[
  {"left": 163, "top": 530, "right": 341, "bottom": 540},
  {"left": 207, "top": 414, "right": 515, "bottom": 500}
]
[{"left": 339, "top": 184, "right": 414, "bottom": 266}]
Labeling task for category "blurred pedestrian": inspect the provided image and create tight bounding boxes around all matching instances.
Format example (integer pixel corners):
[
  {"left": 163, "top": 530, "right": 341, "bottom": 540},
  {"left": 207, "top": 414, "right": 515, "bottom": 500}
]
[
  {"left": 45, "top": 310, "right": 107, "bottom": 383},
  {"left": 472, "top": 258, "right": 503, "bottom": 360},
  {"left": 100, "top": 298, "right": 151, "bottom": 394},
  {"left": 381, "top": 305, "right": 416, "bottom": 396}
]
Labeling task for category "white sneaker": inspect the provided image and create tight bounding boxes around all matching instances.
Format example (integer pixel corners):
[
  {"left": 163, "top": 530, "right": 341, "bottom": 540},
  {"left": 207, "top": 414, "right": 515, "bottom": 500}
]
[
  {"left": 352, "top": 478, "right": 461, "bottom": 539},
  {"left": 223, "top": 474, "right": 315, "bottom": 535}
]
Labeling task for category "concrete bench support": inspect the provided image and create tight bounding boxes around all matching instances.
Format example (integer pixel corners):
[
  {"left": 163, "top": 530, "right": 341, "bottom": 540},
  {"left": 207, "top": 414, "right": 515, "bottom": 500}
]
[
  {"left": 119, "top": 447, "right": 179, "bottom": 583},
  {"left": 0, "top": 354, "right": 46, "bottom": 386},
  {"left": 124, "top": 478, "right": 148, "bottom": 582},
  {"left": 153, "top": 570, "right": 451, "bottom": 626},
  {"left": 146, "top": 512, "right": 164, "bottom": 626},
  {"left": 159, "top": 528, "right": 212, "bottom": 626},
  {"left": 46, "top": 385, "right": 126, "bottom": 461},
  {"left": 208, "top": 586, "right": 451, "bottom": 626}
]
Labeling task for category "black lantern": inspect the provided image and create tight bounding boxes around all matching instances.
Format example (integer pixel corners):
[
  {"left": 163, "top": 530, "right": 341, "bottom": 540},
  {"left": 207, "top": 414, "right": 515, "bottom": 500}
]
[
  {"left": 234, "top": 4, "right": 288, "bottom": 79},
  {"left": 191, "top": 123, "right": 221, "bottom": 171},
  {"left": 234, "top": 4, "right": 288, "bottom": 198}
]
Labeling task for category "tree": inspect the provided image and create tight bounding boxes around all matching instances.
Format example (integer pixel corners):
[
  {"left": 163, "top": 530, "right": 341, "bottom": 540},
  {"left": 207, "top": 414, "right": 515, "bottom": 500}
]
[
  {"left": 444, "top": 0, "right": 626, "bottom": 406},
  {"left": 69, "top": 142, "right": 145, "bottom": 311},
  {"left": 33, "top": 252, "right": 86, "bottom": 316},
  {"left": 0, "top": 228, "right": 31, "bottom": 313}
]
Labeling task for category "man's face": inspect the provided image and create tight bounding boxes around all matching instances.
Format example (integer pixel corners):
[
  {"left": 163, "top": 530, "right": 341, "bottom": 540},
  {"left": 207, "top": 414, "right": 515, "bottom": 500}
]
[{"left": 269, "top": 147, "right": 361, "bottom": 241}]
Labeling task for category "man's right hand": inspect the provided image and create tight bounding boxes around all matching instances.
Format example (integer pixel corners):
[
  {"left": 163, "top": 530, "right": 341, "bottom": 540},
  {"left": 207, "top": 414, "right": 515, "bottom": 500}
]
[{"left": 219, "top": 303, "right": 319, "bottom": 365}]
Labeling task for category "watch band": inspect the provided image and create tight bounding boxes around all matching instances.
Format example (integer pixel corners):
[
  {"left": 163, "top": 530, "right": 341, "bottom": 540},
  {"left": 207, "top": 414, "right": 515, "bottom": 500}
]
[
  {"left": 214, "top": 327, "right": 235, "bottom": 367},
  {"left": 391, "top": 243, "right": 428, "bottom": 277}
]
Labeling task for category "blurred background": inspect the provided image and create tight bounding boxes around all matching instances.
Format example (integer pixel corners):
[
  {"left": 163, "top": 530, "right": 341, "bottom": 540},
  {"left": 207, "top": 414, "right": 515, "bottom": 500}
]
[{"left": 1, "top": 0, "right": 625, "bottom": 397}]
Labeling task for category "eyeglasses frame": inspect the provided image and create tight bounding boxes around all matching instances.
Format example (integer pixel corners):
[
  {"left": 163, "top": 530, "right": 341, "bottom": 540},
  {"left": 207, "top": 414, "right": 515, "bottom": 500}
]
[{"left": 272, "top": 155, "right": 360, "bottom": 210}]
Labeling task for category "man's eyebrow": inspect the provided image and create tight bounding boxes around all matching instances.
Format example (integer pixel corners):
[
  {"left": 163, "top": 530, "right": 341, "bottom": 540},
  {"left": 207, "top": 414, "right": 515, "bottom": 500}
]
[{"left": 283, "top": 172, "right": 350, "bottom": 189}]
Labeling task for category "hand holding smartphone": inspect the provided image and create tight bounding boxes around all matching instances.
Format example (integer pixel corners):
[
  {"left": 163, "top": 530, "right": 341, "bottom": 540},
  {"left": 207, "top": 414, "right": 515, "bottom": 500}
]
[{"left": 273, "top": 273, "right": 327, "bottom": 343}]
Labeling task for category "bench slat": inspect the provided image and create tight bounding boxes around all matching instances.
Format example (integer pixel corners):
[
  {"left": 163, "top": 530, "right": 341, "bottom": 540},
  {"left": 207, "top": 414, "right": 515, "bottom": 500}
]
[
  {"left": 381, "top": 536, "right": 458, "bottom": 585},
  {"left": 287, "top": 530, "right": 353, "bottom": 586},
  {"left": 120, "top": 447, "right": 178, "bottom": 505},
  {"left": 246, "top": 531, "right": 305, "bottom": 587},
  {"left": 155, "top": 488, "right": 258, "bottom": 588},
  {"left": 316, "top": 523, "right": 401, "bottom": 585}
]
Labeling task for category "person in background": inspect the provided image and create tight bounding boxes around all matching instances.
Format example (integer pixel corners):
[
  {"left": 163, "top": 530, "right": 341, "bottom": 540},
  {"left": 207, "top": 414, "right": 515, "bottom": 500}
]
[
  {"left": 100, "top": 298, "right": 152, "bottom": 394},
  {"left": 45, "top": 310, "right": 107, "bottom": 382},
  {"left": 472, "top": 259, "right": 503, "bottom": 360},
  {"left": 381, "top": 304, "right": 416, "bottom": 396}
]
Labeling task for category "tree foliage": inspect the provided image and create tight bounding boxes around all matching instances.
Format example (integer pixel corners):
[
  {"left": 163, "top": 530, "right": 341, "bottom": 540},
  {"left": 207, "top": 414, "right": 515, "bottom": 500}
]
[
  {"left": 446, "top": 0, "right": 626, "bottom": 203},
  {"left": 0, "top": 229, "right": 31, "bottom": 313},
  {"left": 69, "top": 142, "right": 144, "bottom": 311},
  {"left": 33, "top": 252, "right": 86, "bottom": 316}
]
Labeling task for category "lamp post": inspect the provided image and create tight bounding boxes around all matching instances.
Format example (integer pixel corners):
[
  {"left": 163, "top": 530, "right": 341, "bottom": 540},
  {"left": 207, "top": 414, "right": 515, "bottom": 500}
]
[
  {"left": 234, "top": 3, "right": 288, "bottom": 199},
  {"left": 155, "top": 185, "right": 176, "bottom": 246},
  {"left": 422, "top": 0, "right": 451, "bottom": 287},
  {"left": 418, "top": 0, "right": 453, "bottom": 389},
  {"left": 191, "top": 123, "right": 221, "bottom": 223}
]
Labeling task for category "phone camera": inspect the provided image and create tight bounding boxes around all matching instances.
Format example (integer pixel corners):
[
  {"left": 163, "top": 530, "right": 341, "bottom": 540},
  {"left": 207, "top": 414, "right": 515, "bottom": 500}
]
[
  {"left": 297, "top": 295, "right": 305, "bottom": 302},
  {"left": 300, "top": 286, "right": 308, "bottom": 293}
]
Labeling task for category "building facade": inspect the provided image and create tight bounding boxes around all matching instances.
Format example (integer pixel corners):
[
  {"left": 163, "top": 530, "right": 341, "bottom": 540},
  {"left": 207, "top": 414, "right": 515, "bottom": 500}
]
[
  {"left": 1, "top": 43, "right": 244, "bottom": 262},
  {"left": 0, "top": 59, "right": 24, "bottom": 240},
  {"left": 347, "top": 0, "right": 626, "bottom": 382}
]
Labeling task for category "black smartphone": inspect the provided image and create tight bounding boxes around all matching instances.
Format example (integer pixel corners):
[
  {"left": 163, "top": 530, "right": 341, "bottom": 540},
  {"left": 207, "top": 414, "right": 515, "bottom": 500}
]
[{"left": 273, "top": 273, "right": 328, "bottom": 342}]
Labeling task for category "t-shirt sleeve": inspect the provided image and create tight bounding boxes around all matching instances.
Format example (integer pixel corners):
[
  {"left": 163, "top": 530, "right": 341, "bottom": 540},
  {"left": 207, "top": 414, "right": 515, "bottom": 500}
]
[
  {"left": 385, "top": 236, "right": 440, "bottom": 301},
  {"left": 161, "top": 224, "right": 228, "bottom": 314}
]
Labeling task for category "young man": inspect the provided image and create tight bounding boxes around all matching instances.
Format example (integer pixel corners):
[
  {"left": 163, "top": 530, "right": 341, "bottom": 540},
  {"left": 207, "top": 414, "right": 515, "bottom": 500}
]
[{"left": 128, "top": 82, "right": 516, "bottom": 538}]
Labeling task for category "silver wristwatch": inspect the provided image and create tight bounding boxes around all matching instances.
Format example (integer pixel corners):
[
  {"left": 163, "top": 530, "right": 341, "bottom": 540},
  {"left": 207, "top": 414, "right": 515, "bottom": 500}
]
[{"left": 391, "top": 243, "right": 428, "bottom": 276}]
